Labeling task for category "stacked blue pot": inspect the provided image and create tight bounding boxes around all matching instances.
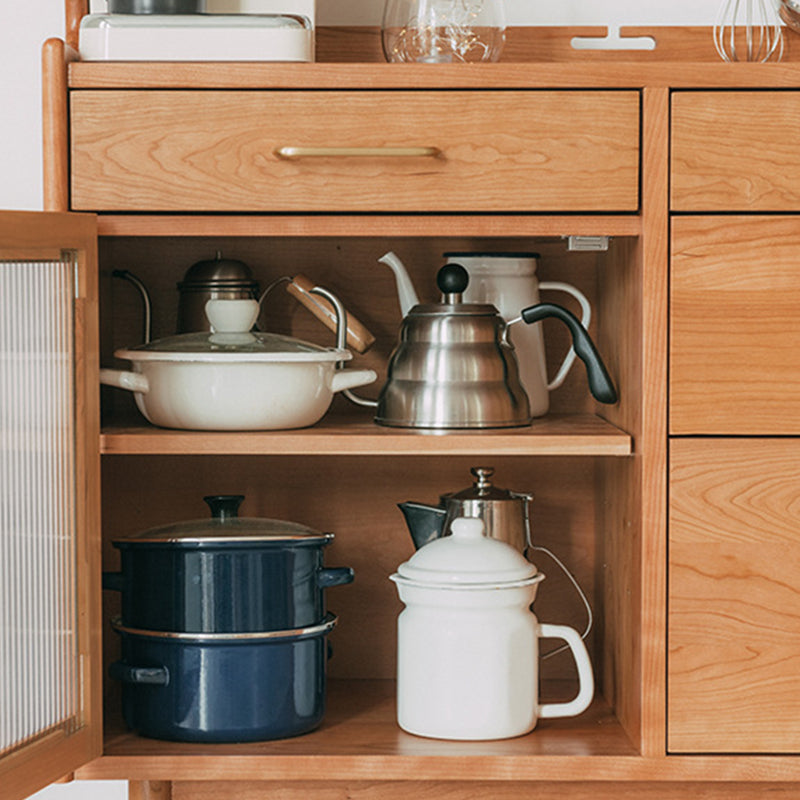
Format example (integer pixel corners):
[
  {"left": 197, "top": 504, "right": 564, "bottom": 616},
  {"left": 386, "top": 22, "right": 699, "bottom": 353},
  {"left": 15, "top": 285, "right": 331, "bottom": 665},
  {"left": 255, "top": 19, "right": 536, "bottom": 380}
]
[{"left": 105, "top": 494, "right": 352, "bottom": 742}]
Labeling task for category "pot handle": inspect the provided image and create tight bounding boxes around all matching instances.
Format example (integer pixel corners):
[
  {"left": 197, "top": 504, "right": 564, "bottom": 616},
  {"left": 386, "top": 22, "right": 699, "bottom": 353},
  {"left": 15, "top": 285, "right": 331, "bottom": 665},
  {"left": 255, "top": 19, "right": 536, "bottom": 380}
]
[
  {"left": 102, "top": 571, "right": 124, "bottom": 591},
  {"left": 99, "top": 368, "right": 149, "bottom": 395},
  {"left": 536, "top": 623, "right": 594, "bottom": 719},
  {"left": 317, "top": 566, "right": 355, "bottom": 589},
  {"left": 518, "top": 303, "right": 617, "bottom": 405},
  {"left": 331, "top": 368, "right": 378, "bottom": 394},
  {"left": 109, "top": 661, "right": 170, "bottom": 686}
]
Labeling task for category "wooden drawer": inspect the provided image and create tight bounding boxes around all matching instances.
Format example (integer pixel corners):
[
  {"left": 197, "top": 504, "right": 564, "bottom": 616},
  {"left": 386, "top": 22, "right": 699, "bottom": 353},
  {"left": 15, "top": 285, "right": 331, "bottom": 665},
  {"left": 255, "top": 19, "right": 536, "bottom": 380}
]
[
  {"left": 669, "top": 439, "right": 800, "bottom": 753},
  {"left": 670, "top": 216, "right": 800, "bottom": 435},
  {"left": 70, "top": 90, "right": 640, "bottom": 213},
  {"left": 672, "top": 91, "right": 800, "bottom": 212}
]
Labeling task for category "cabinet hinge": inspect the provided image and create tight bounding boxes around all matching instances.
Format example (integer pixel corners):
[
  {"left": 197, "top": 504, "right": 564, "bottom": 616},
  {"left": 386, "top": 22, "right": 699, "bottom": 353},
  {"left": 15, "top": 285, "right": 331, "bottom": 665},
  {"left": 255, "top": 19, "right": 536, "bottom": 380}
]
[{"left": 564, "top": 236, "right": 610, "bottom": 252}]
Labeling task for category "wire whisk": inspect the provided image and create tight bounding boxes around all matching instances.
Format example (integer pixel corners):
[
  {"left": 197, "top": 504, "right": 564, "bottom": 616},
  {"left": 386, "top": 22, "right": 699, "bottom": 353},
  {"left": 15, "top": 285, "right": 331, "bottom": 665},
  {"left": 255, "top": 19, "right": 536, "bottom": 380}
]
[{"left": 714, "top": 0, "right": 784, "bottom": 62}]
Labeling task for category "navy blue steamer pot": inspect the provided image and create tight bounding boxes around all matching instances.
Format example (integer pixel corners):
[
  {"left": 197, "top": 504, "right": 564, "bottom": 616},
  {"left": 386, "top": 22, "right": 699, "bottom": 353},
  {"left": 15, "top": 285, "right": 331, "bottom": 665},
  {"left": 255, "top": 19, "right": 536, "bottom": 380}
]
[
  {"left": 110, "top": 614, "right": 337, "bottom": 742},
  {"left": 103, "top": 495, "right": 354, "bottom": 633}
]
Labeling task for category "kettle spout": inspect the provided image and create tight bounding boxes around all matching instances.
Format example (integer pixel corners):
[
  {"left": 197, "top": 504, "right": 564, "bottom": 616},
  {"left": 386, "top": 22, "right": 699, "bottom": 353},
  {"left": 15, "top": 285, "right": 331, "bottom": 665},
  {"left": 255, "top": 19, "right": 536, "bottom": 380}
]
[
  {"left": 398, "top": 501, "right": 446, "bottom": 550},
  {"left": 378, "top": 251, "right": 420, "bottom": 317}
]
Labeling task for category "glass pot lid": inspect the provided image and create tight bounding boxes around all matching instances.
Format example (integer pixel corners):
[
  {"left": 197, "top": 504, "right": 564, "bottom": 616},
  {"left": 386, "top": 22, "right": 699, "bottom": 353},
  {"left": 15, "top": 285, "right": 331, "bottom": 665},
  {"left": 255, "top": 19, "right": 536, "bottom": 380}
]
[
  {"left": 396, "top": 517, "right": 537, "bottom": 586},
  {"left": 115, "top": 298, "right": 350, "bottom": 363},
  {"left": 114, "top": 495, "right": 332, "bottom": 547}
]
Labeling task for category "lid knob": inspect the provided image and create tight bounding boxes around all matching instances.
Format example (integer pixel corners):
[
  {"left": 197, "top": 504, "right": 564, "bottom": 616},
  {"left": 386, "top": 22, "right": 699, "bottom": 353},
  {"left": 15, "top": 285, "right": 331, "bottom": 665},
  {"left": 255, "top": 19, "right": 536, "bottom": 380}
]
[
  {"left": 470, "top": 466, "right": 495, "bottom": 492},
  {"left": 205, "top": 299, "right": 260, "bottom": 334},
  {"left": 437, "top": 263, "right": 469, "bottom": 302},
  {"left": 450, "top": 517, "right": 486, "bottom": 540},
  {"left": 204, "top": 495, "right": 244, "bottom": 521}
]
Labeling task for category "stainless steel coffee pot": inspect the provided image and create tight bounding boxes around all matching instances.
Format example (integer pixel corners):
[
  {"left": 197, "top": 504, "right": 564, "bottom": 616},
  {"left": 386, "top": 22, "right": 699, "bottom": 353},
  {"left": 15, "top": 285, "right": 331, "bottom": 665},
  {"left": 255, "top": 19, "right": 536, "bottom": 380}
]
[
  {"left": 176, "top": 252, "right": 260, "bottom": 334},
  {"left": 346, "top": 262, "right": 617, "bottom": 429},
  {"left": 399, "top": 466, "right": 532, "bottom": 552}
]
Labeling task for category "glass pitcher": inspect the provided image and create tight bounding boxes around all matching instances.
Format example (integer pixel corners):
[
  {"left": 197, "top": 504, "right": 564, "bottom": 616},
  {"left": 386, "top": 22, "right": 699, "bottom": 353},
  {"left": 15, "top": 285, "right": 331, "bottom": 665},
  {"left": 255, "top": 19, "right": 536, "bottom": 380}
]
[{"left": 381, "top": 0, "right": 506, "bottom": 63}]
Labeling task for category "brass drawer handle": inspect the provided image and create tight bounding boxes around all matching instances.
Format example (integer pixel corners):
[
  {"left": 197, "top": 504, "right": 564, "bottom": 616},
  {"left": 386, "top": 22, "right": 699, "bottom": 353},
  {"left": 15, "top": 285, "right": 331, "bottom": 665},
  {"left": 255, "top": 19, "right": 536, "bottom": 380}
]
[{"left": 273, "top": 146, "right": 442, "bottom": 159}]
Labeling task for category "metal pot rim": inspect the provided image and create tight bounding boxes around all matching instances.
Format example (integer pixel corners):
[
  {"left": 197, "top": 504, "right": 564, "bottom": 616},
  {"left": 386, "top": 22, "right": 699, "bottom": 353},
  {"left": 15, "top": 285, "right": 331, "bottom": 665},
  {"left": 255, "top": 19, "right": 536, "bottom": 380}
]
[{"left": 111, "top": 613, "right": 337, "bottom": 641}]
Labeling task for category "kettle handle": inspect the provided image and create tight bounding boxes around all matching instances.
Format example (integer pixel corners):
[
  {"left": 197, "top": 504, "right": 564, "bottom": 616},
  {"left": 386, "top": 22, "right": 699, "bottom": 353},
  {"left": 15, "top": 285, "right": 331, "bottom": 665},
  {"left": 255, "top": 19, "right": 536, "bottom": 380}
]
[
  {"left": 536, "top": 623, "right": 595, "bottom": 719},
  {"left": 519, "top": 303, "right": 618, "bottom": 405}
]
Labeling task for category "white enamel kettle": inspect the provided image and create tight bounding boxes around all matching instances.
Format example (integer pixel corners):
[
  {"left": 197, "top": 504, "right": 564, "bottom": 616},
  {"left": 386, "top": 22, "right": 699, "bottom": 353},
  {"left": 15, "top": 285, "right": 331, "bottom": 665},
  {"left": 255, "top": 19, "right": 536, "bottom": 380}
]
[
  {"left": 390, "top": 517, "right": 594, "bottom": 741},
  {"left": 444, "top": 252, "right": 592, "bottom": 417}
]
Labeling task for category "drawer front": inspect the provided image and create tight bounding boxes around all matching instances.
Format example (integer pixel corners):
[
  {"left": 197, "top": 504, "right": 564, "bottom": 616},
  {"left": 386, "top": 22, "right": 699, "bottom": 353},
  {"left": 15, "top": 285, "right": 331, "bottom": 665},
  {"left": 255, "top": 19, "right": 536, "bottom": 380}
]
[
  {"left": 70, "top": 90, "right": 640, "bottom": 213},
  {"left": 671, "top": 216, "right": 800, "bottom": 435},
  {"left": 669, "top": 438, "right": 800, "bottom": 753},
  {"left": 672, "top": 91, "right": 800, "bottom": 212}
]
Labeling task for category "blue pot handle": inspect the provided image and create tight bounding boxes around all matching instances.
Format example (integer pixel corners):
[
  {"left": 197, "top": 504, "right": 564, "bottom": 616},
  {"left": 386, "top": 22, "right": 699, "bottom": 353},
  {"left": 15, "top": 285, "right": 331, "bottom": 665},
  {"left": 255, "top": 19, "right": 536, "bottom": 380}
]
[
  {"left": 317, "top": 566, "right": 354, "bottom": 588},
  {"left": 102, "top": 572, "right": 124, "bottom": 591},
  {"left": 109, "top": 661, "right": 169, "bottom": 686}
]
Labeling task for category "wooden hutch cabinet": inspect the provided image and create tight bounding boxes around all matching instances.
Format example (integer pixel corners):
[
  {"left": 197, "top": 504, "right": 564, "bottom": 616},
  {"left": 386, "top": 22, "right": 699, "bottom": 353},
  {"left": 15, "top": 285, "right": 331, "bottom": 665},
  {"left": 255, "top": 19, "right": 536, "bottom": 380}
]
[{"left": 4, "top": 7, "right": 800, "bottom": 799}]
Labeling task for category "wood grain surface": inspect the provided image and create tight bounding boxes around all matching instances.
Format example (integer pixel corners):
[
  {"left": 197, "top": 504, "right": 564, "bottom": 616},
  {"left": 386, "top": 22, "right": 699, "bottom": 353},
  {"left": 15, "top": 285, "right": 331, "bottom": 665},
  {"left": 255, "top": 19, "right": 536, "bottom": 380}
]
[
  {"left": 70, "top": 90, "right": 639, "bottom": 213},
  {"left": 672, "top": 91, "right": 800, "bottom": 211},
  {"left": 671, "top": 216, "right": 800, "bottom": 435},
  {"left": 669, "top": 438, "right": 800, "bottom": 753}
]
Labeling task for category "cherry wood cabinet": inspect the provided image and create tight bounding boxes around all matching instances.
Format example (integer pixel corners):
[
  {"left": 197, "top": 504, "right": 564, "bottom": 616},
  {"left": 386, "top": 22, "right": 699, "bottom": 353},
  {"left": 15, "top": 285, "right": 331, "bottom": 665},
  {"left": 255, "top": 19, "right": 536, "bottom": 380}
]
[{"left": 7, "top": 16, "right": 800, "bottom": 800}]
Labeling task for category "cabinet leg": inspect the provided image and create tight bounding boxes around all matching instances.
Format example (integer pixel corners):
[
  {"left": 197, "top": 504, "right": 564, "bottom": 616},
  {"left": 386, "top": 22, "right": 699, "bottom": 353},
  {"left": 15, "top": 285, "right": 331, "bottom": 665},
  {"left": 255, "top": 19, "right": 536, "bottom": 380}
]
[{"left": 129, "top": 781, "right": 172, "bottom": 800}]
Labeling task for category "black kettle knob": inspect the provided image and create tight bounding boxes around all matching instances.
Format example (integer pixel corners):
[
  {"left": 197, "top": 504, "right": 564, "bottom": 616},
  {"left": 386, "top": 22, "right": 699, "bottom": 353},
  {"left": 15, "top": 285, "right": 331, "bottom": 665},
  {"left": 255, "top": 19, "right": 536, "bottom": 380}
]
[
  {"left": 437, "top": 263, "right": 469, "bottom": 297},
  {"left": 204, "top": 495, "right": 245, "bottom": 521}
]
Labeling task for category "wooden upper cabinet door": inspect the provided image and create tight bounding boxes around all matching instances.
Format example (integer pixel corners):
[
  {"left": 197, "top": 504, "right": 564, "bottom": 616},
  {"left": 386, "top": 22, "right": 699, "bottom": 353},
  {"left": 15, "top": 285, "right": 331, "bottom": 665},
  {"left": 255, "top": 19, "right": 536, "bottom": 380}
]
[
  {"left": 669, "top": 439, "right": 800, "bottom": 753},
  {"left": 672, "top": 91, "right": 800, "bottom": 212},
  {"left": 69, "top": 89, "right": 640, "bottom": 213},
  {"left": 670, "top": 215, "right": 800, "bottom": 435}
]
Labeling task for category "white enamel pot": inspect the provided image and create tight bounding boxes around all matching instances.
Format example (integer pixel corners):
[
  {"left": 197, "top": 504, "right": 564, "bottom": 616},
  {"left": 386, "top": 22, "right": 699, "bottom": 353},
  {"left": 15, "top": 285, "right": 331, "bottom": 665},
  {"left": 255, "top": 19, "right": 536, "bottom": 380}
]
[
  {"left": 390, "top": 517, "right": 594, "bottom": 741},
  {"left": 100, "top": 298, "right": 377, "bottom": 431}
]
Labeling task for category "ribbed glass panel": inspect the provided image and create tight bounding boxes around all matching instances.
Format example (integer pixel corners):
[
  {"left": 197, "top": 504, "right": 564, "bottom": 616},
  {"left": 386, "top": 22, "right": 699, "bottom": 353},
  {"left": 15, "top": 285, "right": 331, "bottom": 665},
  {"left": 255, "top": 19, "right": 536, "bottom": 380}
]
[{"left": 0, "top": 256, "right": 79, "bottom": 754}]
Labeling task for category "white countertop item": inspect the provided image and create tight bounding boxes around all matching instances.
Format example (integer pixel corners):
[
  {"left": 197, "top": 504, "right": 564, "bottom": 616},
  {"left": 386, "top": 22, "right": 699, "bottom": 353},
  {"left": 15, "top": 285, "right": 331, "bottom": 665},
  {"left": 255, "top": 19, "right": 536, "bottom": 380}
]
[{"left": 79, "top": 13, "right": 314, "bottom": 61}]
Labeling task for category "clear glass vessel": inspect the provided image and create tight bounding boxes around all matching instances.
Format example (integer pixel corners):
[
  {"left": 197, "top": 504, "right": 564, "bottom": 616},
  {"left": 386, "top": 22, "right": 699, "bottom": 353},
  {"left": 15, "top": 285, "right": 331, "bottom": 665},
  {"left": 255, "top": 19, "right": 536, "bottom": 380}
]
[{"left": 381, "top": 0, "right": 506, "bottom": 63}]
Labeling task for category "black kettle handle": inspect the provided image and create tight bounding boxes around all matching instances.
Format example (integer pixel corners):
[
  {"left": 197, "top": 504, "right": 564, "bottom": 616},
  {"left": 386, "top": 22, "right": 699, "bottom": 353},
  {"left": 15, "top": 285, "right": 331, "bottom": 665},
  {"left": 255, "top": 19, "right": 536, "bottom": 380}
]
[{"left": 520, "top": 303, "right": 618, "bottom": 405}]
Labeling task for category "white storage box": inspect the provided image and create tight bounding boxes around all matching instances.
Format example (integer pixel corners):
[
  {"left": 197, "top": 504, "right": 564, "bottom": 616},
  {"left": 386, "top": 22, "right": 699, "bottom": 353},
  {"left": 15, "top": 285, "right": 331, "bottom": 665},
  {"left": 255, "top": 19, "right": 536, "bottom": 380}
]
[{"left": 79, "top": 13, "right": 314, "bottom": 61}]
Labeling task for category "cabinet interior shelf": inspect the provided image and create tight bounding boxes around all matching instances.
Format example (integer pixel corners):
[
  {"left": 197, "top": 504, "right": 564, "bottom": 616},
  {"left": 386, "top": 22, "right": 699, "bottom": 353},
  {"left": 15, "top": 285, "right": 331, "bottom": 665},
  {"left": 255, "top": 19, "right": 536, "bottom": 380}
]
[
  {"left": 99, "top": 414, "right": 632, "bottom": 456},
  {"left": 95, "top": 215, "right": 642, "bottom": 239},
  {"left": 81, "top": 679, "right": 638, "bottom": 783}
]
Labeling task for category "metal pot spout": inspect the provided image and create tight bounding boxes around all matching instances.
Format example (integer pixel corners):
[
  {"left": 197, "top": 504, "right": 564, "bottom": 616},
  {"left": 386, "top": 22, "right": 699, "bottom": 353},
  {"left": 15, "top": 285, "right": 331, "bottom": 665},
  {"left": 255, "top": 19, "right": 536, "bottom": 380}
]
[{"left": 398, "top": 501, "right": 446, "bottom": 550}]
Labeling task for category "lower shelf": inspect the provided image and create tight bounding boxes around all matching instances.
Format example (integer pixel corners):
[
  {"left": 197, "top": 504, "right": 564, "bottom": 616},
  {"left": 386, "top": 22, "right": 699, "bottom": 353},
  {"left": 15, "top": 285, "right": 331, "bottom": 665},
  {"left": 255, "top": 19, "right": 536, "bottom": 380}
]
[{"left": 80, "top": 679, "right": 639, "bottom": 782}]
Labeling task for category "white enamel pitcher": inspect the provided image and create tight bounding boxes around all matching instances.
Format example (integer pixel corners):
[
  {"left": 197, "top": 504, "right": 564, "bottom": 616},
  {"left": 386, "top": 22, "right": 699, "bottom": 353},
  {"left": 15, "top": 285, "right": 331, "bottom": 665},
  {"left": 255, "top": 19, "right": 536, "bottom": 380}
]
[
  {"left": 390, "top": 517, "right": 594, "bottom": 741},
  {"left": 444, "top": 252, "right": 591, "bottom": 418}
]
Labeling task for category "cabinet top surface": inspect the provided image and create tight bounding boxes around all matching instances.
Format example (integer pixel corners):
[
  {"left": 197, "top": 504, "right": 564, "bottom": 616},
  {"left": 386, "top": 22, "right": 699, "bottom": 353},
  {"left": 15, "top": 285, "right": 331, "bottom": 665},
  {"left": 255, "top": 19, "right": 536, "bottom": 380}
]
[
  {"left": 67, "top": 60, "right": 800, "bottom": 90},
  {"left": 62, "top": 25, "right": 800, "bottom": 90}
]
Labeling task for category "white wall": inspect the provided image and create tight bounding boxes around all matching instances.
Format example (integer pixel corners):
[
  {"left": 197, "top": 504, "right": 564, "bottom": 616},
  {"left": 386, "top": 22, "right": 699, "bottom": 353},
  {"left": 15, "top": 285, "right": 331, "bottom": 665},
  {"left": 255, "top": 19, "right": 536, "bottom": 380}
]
[{"left": 5, "top": 0, "right": 720, "bottom": 798}]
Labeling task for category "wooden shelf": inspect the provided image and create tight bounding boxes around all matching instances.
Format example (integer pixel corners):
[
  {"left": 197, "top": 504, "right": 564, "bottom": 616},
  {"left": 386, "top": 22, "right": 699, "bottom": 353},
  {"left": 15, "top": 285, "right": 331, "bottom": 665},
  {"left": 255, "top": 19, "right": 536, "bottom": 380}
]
[
  {"left": 96, "top": 215, "right": 642, "bottom": 239},
  {"left": 99, "top": 414, "right": 632, "bottom": 457},
  {"left": 80, "top": 679, "right": 641, "bottom": 783}
]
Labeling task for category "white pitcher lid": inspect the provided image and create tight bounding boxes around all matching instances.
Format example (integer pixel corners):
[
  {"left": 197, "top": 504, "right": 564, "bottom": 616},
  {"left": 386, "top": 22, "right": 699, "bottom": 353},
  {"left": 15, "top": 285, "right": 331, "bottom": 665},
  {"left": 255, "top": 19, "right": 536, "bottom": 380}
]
[{"left": 396, "top": 517, "right": 537, "bottom": 586}]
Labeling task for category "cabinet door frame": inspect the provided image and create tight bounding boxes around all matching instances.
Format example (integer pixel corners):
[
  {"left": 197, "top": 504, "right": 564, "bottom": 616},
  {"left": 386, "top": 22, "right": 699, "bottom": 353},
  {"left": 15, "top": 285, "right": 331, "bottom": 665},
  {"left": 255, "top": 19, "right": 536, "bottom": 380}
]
[{"left": 0, "top": 210, "right": 102, "bottom": 800}]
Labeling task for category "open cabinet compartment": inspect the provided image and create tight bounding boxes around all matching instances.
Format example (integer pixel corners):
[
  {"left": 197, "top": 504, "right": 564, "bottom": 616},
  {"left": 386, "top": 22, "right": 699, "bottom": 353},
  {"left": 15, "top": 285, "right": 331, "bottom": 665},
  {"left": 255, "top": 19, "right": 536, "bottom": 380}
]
[{"left": 81, "top": 230, "right": 648, "bottom": 780}]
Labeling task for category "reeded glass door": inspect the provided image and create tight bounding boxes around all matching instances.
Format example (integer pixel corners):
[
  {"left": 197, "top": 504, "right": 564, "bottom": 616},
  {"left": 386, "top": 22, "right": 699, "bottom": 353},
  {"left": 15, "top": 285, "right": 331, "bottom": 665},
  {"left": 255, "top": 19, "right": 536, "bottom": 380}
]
[{"left": 0, "top": 211, "right": 101, "bottom": 800}]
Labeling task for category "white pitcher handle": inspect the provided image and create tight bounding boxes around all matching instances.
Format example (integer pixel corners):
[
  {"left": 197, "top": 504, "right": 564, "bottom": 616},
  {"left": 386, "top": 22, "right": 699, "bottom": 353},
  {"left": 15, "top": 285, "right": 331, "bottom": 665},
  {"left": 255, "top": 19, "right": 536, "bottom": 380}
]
[
  {"left": 99, "top": 368, "right": 149, "bottom": 394},
  {"left": 537, "top": 622, "right": 594, "bottom": 719},
  {"left": 538, "top": 282, "right": 592, "bottom": 391}
]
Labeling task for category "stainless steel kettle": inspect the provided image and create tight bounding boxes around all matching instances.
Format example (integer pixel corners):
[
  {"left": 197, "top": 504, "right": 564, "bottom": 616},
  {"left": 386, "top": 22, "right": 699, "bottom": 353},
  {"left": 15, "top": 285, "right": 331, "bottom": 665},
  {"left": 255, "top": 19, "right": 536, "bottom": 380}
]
[
  {"left": 399, "top": 466, "right": 532, "bottom": 551},
  {"left": 346, "top": 262, "right": 617, "bottom": 429}
]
